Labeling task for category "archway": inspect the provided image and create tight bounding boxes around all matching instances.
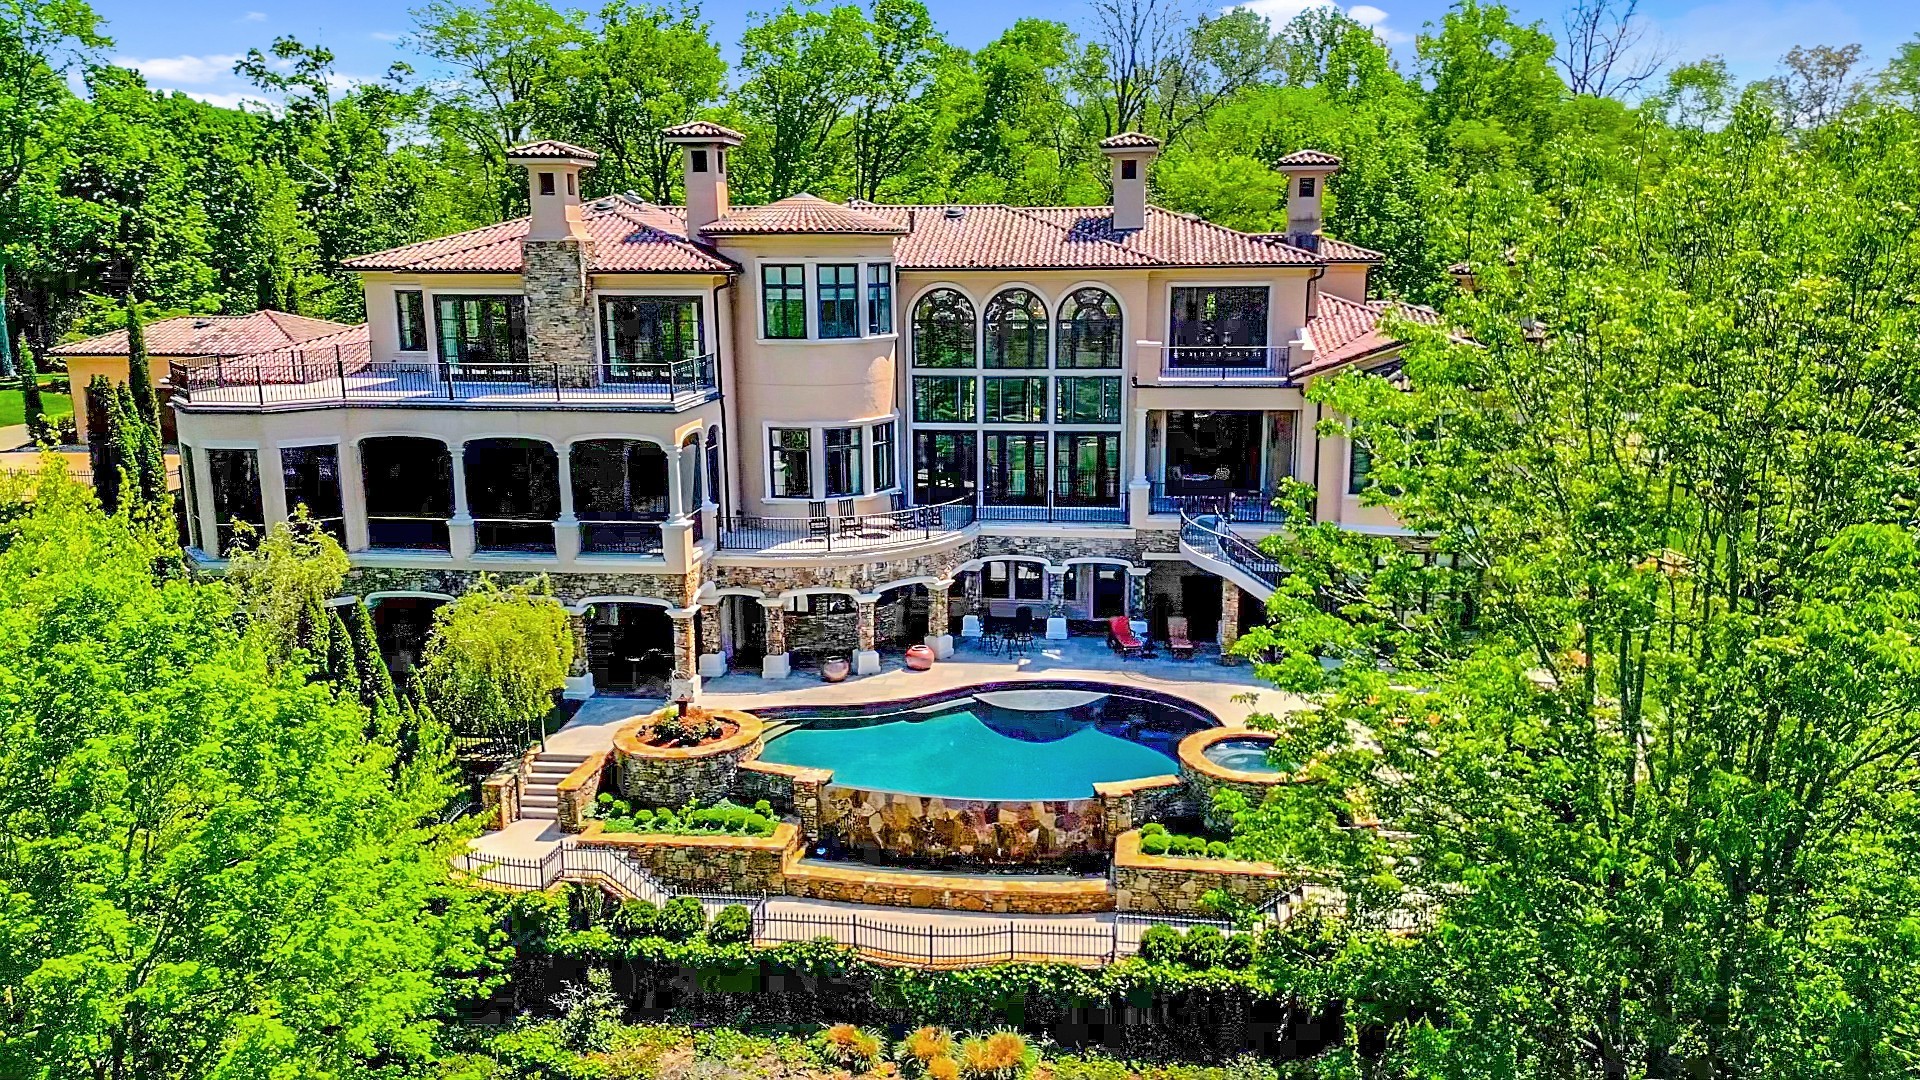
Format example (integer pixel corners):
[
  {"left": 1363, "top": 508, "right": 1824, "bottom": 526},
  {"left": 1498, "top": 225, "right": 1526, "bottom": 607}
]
[
  {"left": 583, "top": 601, "right": 675, "bottom": 695},
  {"left": 367, "top": 594, "right": 448, "bottom": 686},
  {"left": 875, "top": 582, "right": 929, "bottom": 648}
]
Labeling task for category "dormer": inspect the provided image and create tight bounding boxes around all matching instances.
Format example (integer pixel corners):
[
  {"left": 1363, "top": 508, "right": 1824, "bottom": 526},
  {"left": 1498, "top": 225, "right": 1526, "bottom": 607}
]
[
  {"left": 1275, "top": 149, "right": 1341, "bottom": 252},
  {"left": 662, "top": 120, "right": 745, "bottom": 236},
  {"left": 507, "top": 139, "right": 599, "bottom": 242},
  {"left": 1100, "top": 132, "right": 1162, "bottom": 232}
]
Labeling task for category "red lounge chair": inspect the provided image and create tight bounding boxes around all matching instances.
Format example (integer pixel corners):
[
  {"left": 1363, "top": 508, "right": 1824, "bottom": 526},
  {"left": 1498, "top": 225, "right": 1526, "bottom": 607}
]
[
  {"left": 1108, "top": 616, "right": 1143, "bottom": 657},
  {"left": 1167, "top": 616, "right": 1196, "bottom": 660}
]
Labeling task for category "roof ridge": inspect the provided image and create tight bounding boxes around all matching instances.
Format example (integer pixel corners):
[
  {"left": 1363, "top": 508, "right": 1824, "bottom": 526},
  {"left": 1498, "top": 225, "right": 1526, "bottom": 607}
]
[{"left": 997, "top": 203, "right": 1166, "bottom": 265}]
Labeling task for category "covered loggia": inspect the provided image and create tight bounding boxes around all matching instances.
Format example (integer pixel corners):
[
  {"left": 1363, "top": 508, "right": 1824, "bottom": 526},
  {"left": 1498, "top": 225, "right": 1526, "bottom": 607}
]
[
  {"left": 583, "top": 600, "right": 676, "bottom": 694},
  {"left": 367, "top": 593, "right": 449, "bottom": 686},
  {"left": 360, "top": 437, "right": 455, "bottom": 551},
  {"left": 464, "top": 437, "right": 560, "bottom": 553},
  {"left": 570, "top": 439, "right": 670, "bottom": 555}
]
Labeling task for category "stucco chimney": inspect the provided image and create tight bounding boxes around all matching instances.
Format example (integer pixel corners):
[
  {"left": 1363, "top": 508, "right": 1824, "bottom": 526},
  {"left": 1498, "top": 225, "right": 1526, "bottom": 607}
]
[
  {"left": 1275, "top": 150, "right": 1341, "bottom": 252},
  {"left": 507, "top": 140, "right": 600, "bottom": 371},
  {"left": 662, "top": 121, "right": 745, "bottom": 236},
  {"left": 1100, "top": 132, "right": 1162, "bottom": 233}
]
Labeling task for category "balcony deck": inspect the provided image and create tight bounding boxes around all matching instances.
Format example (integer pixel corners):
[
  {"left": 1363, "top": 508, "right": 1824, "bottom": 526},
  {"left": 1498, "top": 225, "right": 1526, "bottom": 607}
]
[{"left": 716, "top": 500, "right": 1128, "bottom": 557}]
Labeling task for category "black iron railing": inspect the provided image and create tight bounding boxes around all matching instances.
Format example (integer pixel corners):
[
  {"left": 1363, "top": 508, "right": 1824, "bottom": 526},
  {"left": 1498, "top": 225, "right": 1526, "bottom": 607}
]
[
  {"left": 579, "top": 520, "right": 666, "bottom": 556},
  {"left": 1180, "top": 511, "right": 1285, "bottom": 590},
  {"left": 1149, "top": 481, "right": 1287, "bottom": 523},
  {"left": 1157, "top": 345, "right": 1291, "bottom": 382},
  {"left": 473, "top": 519, "right": 555, "bottom": 553},
  {"left": 976, "top": 497, "right": 1128, "bottom": 524},
  {"left": 366, "top": 516, "right": 451, "bottom": 551}
]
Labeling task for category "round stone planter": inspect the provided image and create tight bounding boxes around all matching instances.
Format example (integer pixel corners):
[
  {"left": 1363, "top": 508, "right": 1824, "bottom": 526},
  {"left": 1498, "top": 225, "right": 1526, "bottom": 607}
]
[
  {"left": 1177, "top": 727, "right": 1294, "bottom": 833},
  {"left": 612, "top": 707, "right": 766, "bottom": 809}
]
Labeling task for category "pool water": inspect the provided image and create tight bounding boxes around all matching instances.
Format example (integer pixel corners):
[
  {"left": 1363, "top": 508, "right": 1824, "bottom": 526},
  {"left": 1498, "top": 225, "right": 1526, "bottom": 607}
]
[
  {"left": 1202, "top": 738, "right": 1281, "bottom": 773},
  {"left": 756, "top": 687, "right": 1212, "bottom": 801}
]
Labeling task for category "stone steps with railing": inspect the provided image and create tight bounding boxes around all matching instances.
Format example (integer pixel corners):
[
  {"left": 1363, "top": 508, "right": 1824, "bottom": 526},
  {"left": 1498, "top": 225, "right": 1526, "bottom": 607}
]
[{"left": 519, "top": 751, "right": 593, "bottom": 821}]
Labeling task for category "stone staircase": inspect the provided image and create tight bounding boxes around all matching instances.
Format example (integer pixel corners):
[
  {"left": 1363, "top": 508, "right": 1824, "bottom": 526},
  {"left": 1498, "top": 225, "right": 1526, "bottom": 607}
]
[{"left": 519, "top": 750, "right": 593, "bottom": 822}]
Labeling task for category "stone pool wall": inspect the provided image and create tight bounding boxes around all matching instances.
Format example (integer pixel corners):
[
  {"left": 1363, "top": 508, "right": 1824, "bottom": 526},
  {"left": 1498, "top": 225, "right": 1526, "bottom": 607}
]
[
  {"left": 817, "top": 784, "right": 1108, "bottom": 866},
  {"left": 1111, "top": 829, "right": 1296, "bottom": 914},
  {"left": 574, "top": 822, "right": 799, "bottom": 893},
  {"left": 612, "top": 709, "right": 764, "bottom": 809}
]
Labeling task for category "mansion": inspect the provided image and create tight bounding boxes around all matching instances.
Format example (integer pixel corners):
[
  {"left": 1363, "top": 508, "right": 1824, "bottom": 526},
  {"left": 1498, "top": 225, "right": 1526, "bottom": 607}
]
[{"left": 68, "top": 124, "right": 1433, "bottom": 698}]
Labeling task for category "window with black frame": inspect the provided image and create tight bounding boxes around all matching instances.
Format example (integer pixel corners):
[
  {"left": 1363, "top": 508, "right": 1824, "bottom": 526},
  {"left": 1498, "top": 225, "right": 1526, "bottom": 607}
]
[
  {"left": 913, "top": 430, "right": 975, "bottom": 505},
  {"left": 206, "top": 448, "right": 264, "bottom": 553},
  {"left": 983, "top": 376, "right": 1047, "bottom": 423},
  {"left": 705, "top": 425, "right": 723, "bottom": 515},
  {"left": 1054, "top": 432, "right": 1121, "bottom": 506},
  {"left": 600, "top": 296, "right": 702, "bottom": 381},
  {"left": 984, "top": 560, "right": 1046, "bottom": 601},
  {"left": 463, "top": 438, "right": 561, "bottom": 552},
  {"left": 824, "top": 427, "right": 863, "bottom": 497},
  {"left": 912, "top": 288, "right": 976, "bottom": 368},
  {"left": 436, "top": 294, "right": 527, "bottom": 378},
  {"left": 983, "top": 432, "right": 1047, "bottom": 505},
  {"left": 1055, "top": 376, "right": 1121, "bottom": 423},
  {"left": 817, "top": 265, "right": 859, "bottom": 338},
  {"left": 396, "top": 290, "right": 427, "bottom": 352},
  {"left": 983, "top": 288, "right": 1047, "bottom": 368},
  {"left": 280, "top": 444, "right": 345, "bottom": 543},
  {"left": 912, "top": 376, "right": 976, "bottom": 422},
  {"left": 1057, "top": 287, "right": 1121, "bottom": 367},
  {"left": 871, "top": 421, "right": 896, "bottom": 492},
  {"left": 762, "top": 265, "right": 807, "bottom": 339},
  {"left": 178, "top": 444, "right": 201, "bottom": 549},
  {"left": 361, "top": 437, "right": 454, "bottom": 550},
  {"left": 867, "top": 264, "right": 893, "bottom": 334},
  {"left": 1348, "top": 438, "right": 1372, "bottom": 495},
  {"left": 769, "top": 428, "right": 812, "bottom": 499},
  {"left": 1168, "top": 285, "right": 1269, "bottom": 367}
]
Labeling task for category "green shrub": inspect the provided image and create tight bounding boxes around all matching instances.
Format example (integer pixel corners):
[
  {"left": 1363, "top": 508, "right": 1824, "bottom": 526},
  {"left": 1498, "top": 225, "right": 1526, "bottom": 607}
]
[
  {"left": 1140, "top": 834, "right": 1171, "bottom": 856},
  {"left": 1179, "top": 926, "right": 1226, "bottom": 969},
  {"left": 1219, "top": 932, "right": 1255, "bottom": 970},
  {"left": 1205, "top": 840, "right": 1231, "bottom": 859},
  {"left": 1140, "top": 822, "right": 1167, "bottom": 837},
  {"left": 656, "top": 895, "right": 707, "bottom": 941},
  {"left": 709, "top": 903, "right": 753, "bottom": 944},
  {"left": 611, "top": 899, "right": 659, "bottom": 938},
  {"left": 1137, "top": 924, "right": 1183, "bottom": 965}
]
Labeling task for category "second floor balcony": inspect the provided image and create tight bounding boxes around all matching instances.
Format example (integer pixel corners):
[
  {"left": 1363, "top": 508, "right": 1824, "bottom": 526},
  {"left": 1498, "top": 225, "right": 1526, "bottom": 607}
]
[
  {"left": 169, "top": 340, "right": 719, "bottom": 413},
  {"left": 1152, "top": 344, "right": 1293, "bottom": 384}
]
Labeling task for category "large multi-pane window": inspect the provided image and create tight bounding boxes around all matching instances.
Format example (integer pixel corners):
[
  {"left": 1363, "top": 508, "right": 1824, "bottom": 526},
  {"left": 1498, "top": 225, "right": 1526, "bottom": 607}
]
[
  {"left": 1055, "top": 376, "right": 1122, "bottom": 423},
  {"left": 912, "top": 288, "right": 976, "bottom": 368},
  {"left": 207, "top": 448, "right": 264, "bottom": 553},
  {"left": 179, "top": 444, "right": 201, "bottom": 549},
  {"left": 1057, "top": 287, "right": 1121, "bottom": 367},
  {"left": 983, "top": 432, "right": 1048, "bottom": 505},
  {"left": 396, "top": 290, "right": 427, "bottom": 352},
  {"left": 984, "top": 560, "right": 1046, "bottom": 601},
  {"left": 824, "top": 427, "right": 863, "bottom": 497},
  {"left": 762, "top": 265, "right": 807, "bottom": 339},
  {"left": 769, "top": 428, "right": 812, "bottom": 498},
  {"left": 705, "top": 425, "right": 723, "bottom": 514},
  {"left": 983, "top": 288, "right": 1047, "bottom": 368},
  {"left": 867, "top": 263, "right": 893, "bottom": 334},
  {"left": 872, "top": 421, "right": 896, "bottom": 491},
  {"left": 816, "top": 264, "right": 859, "bottom": 338},
  {"left": 436, "top": 295, "right": 526, "bottom": 374},
  {"left": 280, "top": 443, "right": 345, "bottom": 542},
  {"left": 1168, "top": 285, "right": 1269, "bottom": 366},
  {"left": 913, "top": 376, "right": 976, "bottom": 423},
  {"left": 601, "top": 295, "right": 703, "bottom": 377},
  {"left": 914, "top": 431, "right": 976, "bottom": 504},
  {"left": 1054, "top": 432, "right": 1121, "bottom": 506},
  {"left": 984, "top": 376, "right": 1047, "bottom": 423}
]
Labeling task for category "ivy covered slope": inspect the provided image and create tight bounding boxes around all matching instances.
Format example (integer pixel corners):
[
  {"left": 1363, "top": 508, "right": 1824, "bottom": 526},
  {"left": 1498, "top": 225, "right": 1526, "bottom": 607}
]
[
  {"left": 0, "top": 466, "right": 501, "bottom": 1079},
  {"left": 1232, "top": 104, "right": 1920, "bottom": 1076}
]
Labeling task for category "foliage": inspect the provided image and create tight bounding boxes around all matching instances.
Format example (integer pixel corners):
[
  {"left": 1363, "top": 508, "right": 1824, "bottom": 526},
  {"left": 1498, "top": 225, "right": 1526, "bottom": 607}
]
[
  {"left": 957, "top": 1031, "right": 1029, "bottom": 1080},
  {"left": 815, "top": 1022, "right": 885, "bottom": 1069},
  {"left": 898, "top": 1025, "right": 956, "bottom": 1074},
  {"left": 653, "top": 895, "right": 706, "bottom": 942},
  {"left": 593, "top": 796, "right": 780, "bottom": 838},
  {"left": 1136, "top": 822, "right": 1236, "bottom": 860},
  {"left": 0, "top": 464, "right": 500, "bottom": 1079},
  {"left": 13, "top": 345, "right": 48, "bottom": 440},
  {"left": 708, "top": 903, "right": 753, "bottom": 945},
  {"left": 221, "top": 509, "right": 352, "bottom": 668},
  {"left": 415, "top": 574, "right": 573, "bottom": 752}
]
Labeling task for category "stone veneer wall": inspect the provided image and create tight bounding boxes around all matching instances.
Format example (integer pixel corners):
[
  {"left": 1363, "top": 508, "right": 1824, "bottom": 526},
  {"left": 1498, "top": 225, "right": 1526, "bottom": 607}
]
[
  {"left": 817, "top": 785, "right": 1107, "bottom": 866},
  {"left": 556, "top": 751, "right": 610, "bottom": 833},
  {"left": 1094, "top": 775, "right": 1194, "bottom": 836},
  {"left": 783, "top": 859, "right": 1116, "bottom": 915},
  {"left": 613, "top": 711, "right": 764, "bottom": 809},
  {"left": 481, "top": 760, "right": 522, "bottom": 830},
  {"left": 347, "top": 566, "right": 696, "bottom": 609},
  {"left": 575, "top": 822, "right": 798, "bottom": 893},
  {"left": 786, "top": 609, "right": 859, "bottom": 661},
  {"left": 521, "top": 237, "right": 596, "bottom": 376},
  {"left": 1110, "top": 829, "right": 1295, "bottom": 914}
]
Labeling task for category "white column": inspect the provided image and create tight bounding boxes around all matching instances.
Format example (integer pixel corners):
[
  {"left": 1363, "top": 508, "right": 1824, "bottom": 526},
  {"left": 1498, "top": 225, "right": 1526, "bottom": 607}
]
[
  {"left": 553, "top": 441, "right": 579, "bottom": 561},
  {"left": 1129, "top": 406, "right": 1153, "bottom": 528},
  {"left": 339, "top": 439, "right": 369, "bottom": 552},
  {"left": 1044, "top": 566, "right": 1070, "bottom": 639},
  {"left": 666, "top": 446, "right": 688, "bottom": 520},
  {"left": 259, "top": 446, "right": 290, "bottom": 533},
  {"left": 854, "top": 593, "right": 881, "bottom": 675},
  {"left": 447, "top": 440, "right": 475, "bottom": 559}
]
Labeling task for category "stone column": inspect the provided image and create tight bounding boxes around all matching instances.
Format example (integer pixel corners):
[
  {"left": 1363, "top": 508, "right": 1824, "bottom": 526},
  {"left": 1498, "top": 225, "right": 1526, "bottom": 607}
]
[
  {"left": 697, "top": 601, "right": 727, "bottom": 678},
  {"left": 1129, "top": 406, "right": 1154, "bottom": 528},
  {"left": 760, "top": 596, "right": 791, "bottom": 679},
  {"left": 447, "top": 441, "right": 475, "bottom": 560},
  {"left": 563, "top": 610, "right": 594, "bottom": 699},
  {"left": 854, "top": 593, "right": 881, "bottom": 674},
  {"left": 1127, "top": 566, "right": 1152, "bottom": 636},
  {"left": 960, "top": 569, "right": 984, "bottom": 638},
  {"left": 554, "top": 440, "right": 580, "bottom": 561},
  {"left": 1044, "top": 566, "right": 1070, "bottom": 639},
  {"left": 1218, "top": 583, "right": 1241, "bottom": 664},
  {"left": 667, "top": 606, "right": 701, "bottom": 699},
  {"left": 926, "top": 579, "right": 955, "bottom": 658}
]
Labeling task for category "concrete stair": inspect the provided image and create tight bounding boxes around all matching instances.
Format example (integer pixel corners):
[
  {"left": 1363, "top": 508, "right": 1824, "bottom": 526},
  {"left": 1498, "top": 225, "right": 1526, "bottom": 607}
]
[{"left": 519, "top": 751, "right": 592, "bottom": 822}]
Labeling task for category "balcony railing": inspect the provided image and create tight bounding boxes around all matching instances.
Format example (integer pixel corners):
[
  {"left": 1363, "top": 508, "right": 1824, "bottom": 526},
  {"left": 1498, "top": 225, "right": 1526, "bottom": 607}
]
[
  {"left": 976, "top": 495, "right": 1128, "bottom": 524},
  {"left": 1149, "top": 481, "right": 1287, "bottom": 523},
  {"left": 366, "top": 516, "right": 451, "bottom": 551},
  {"left": 169, "top": 346, "right": 718, "bottom": 411},
  {"left": 719, "top": 497, "right": 977, "bottom": 555},
  {"left": 1180, "top": 511, "right": 1285, "bottom": 591},
  {"left": 579, "top": 520, "right": 666, "bottom": 556},
  {"left": 1157, "top": 345, "right": 1292, "bottom": 383}
]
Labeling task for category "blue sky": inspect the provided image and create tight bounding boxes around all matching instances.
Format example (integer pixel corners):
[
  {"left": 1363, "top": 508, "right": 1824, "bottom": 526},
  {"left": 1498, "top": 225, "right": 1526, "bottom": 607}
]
[{"left": 89, "top": 0, "right": 1920, "bottom": 111}]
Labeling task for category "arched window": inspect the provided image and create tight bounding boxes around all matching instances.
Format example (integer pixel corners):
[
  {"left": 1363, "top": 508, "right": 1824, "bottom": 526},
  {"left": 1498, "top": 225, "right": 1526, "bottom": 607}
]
[
  {"left": 1057, "top": 287, "right": 1121, "bottom": 368},
  {"left": 983, "top": 288, "right": 1047, "bottom": 368},
  {"left": 912, "top": 288, "right": 976, "bottom": 368}
]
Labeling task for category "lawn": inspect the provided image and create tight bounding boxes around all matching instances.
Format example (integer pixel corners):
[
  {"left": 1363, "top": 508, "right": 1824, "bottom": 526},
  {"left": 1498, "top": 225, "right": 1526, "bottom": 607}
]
[{"left": 0, "top": 377, "right": 74, "bottom": 428}]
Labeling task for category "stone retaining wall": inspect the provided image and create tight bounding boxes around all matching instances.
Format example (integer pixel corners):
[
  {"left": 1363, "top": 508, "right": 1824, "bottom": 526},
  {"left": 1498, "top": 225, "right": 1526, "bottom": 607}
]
[
  {"left": 612, "top": 708, "right": 764, "bottom": 809},
  {"left": 346, "top": 566, "right": 695, "bottom": 609},
  {"left": 1110, "top": 829, "right": 1295, "bottom": 914},
  {"left": 1093, "top": 774, "right": 1192, "bottom": 836},
  {"left": 556, "top": 751, "right": 610, "bottom": 833},
  {"left": 575, "top": 821, "right": 799, "bottom": 893},
  {"left": 480, "top": 759, "right": 522, "bottom": 830},
  {"left": 818, "top": 785, "right": 1106, "bottom": 866},
  {"left": 784, "top": 859, "right": 1116, "bottom": 914}
]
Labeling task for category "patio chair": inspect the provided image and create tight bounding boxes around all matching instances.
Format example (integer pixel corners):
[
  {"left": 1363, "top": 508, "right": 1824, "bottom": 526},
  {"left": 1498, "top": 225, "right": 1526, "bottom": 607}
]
[
  {"left": 1107, "top": 615, "right": 1144, "bottom": 657},
  {"left": 806, "top": 502, "right": 830, "bottom": 544},
  {"left": 1166, "top": 616, "right": 1196, "bottom": 661}
]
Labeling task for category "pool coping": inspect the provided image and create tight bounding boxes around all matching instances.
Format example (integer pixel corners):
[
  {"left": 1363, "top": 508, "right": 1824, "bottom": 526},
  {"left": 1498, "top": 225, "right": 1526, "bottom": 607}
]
[{"left": 1177, "top": 727, "right": 1296, "bottom": 786}]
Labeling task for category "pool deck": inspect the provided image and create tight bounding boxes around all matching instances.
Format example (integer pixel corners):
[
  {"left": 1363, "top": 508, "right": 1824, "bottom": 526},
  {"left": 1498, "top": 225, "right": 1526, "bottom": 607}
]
[{"left": 468, "top": 635, "right": 1298, "bottom": 936}]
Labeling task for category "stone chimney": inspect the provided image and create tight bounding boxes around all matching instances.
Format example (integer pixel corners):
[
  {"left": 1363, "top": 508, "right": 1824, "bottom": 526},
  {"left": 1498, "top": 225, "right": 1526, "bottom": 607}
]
[
  {"left": 1275, "top": 150, "right": 1341, "bottom": 252},
  {"left": 1100, "top": 132, "right": 1162, "bottom": 233},
  {"left": 662, "top": 120, "right": 745, "bottom": 235},
  {"left": 507, "top": 139, "right": 599, "bottom": 373}
]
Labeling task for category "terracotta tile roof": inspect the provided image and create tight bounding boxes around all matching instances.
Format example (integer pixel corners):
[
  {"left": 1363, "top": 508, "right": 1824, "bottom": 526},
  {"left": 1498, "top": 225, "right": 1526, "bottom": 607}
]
[
  {"left": 1276, "top": 149, "right": 1342, "bottom": 167},
  {"left": 340, "top": 196, "right": 733, "bottom": 274},
  {"left": 1298, "top": 293, "right": 1440, "bottom": 374},
  {"left": 50, "top": 310, "right": 355, "bottom": 357},
  {"left": 702, "top": 193, "right": 909, "bottom": 236},
  {"left": 506, "top": 139, "right": 599, "bottom": 161},
  {"left": 1316, "top": 237, "right": 1385, "bottom": 262},
  {"left": 882, "top": 204, "right": 1320, "bottom": 270},
  {"left": 1099, "top": 131, "right": 1162, "bottom": 149},
  {"left": 660, "top": 120, "right": 745, "bottom": 144}
]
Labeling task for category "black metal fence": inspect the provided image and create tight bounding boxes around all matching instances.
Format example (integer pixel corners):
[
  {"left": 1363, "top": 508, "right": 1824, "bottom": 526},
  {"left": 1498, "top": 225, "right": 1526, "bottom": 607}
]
[
  {"left": 1157, "top": 346, "right": 1293, "bottom": 382},
  {"left": 170, "top": 349, "right": 719, "bottom": 409},
  {"left": 1149, "top": 482, "right": 1287, "bottom": 523},
  {"left": 719, "top": 497, "right": 977, "bottom": 553}
]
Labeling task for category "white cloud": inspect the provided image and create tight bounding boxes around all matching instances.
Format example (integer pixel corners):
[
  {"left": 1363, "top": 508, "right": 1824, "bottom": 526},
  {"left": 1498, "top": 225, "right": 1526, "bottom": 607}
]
[
  {"left": 369, "top": 30, "right": 402, "bottom": 42},
  {"left": 176, "top": 90, "right": 266, "bottom": 109},
  {"left": 112, "top": 53, "right": 243, "bottom": 85},
  {"left": 1233, "top": 0, "right": 1409, "bottom": 45},
  {"left": 241, "top": 10, "right": 266, "bottom": 21}
]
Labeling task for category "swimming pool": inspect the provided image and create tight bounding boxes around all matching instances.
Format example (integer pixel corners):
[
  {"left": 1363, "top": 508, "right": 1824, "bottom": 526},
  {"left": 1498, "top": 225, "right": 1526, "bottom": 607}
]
[{"left": 754, "top": 683, "right": 1216, "bottom": 801}]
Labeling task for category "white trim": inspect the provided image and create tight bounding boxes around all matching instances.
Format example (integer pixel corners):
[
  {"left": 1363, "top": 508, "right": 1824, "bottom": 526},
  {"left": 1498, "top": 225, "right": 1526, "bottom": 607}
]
[
  {"left": 364, "top": 589, "right": 457, "bottom": 604},
  {"left": 751, "top": 255, "right": 898, "bottom": 345},
  {"left": 273, "top": 435, "right": 344, "bottom": 450},
  {"left": 873, "top": 575, "right": 942, "bottom": 595},
  {"left": 356, "top": 431, "right": 458, "bottom": 448},
  {"left": 561, "top": 432, "right": 676, "bottom": 451},
  {"left": 569, "top": 594, "right": 676, "bottom": 614}
]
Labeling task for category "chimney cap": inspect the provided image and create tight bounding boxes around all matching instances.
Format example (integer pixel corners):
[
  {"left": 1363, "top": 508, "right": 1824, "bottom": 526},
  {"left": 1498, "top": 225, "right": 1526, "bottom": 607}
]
[
  {"left": 1275, "top": 149, "right": 1342, "bottom": 170},
  {"left": 506, "top": 139, "right": 600, "bottom": 165},
  {"left": 661, "top": 120, "right": 745, "bottom": 147},
  {"left": 1099, "top": 131, "right": 1162, "bottom": 154}
]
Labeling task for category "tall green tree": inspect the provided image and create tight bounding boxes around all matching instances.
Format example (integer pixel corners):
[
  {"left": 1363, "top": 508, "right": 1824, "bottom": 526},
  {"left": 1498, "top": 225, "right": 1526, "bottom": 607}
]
[
  {"left": 415, "top": 576, "right": 573, "bottom": 756},
  {"left": 732, "top": 0, "right": 877, "bottom": 200},
  {"left": 221, "top": 513, "right": 352, "bottom": 670}
]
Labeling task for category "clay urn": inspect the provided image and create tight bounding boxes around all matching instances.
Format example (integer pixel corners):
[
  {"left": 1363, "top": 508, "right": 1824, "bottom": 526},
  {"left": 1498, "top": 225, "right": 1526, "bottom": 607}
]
[{"left": 905, "top": 644, "right": 935, "bottom": 670}]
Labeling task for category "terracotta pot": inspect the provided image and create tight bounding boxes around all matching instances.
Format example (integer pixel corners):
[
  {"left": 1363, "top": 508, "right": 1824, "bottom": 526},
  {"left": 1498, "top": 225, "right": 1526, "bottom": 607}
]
[
  {"left": 821, "top": 656, "right": 851, "bottom": 682},
  {"left": 905, "top": 644, "right": 935, "bottom": 671}
]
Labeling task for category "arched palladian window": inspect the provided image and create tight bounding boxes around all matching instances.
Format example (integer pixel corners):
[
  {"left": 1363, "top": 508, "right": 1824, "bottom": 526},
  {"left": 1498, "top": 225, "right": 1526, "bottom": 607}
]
[
  {"left": 1057, "top": 287, "right": 1122, "bottom": 368},
  {"left": 912, "top": 288, "right": 976, "bottom": 368},
  {"left": 983, "top": 288, "right": 1048, "bottom": 369}
]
